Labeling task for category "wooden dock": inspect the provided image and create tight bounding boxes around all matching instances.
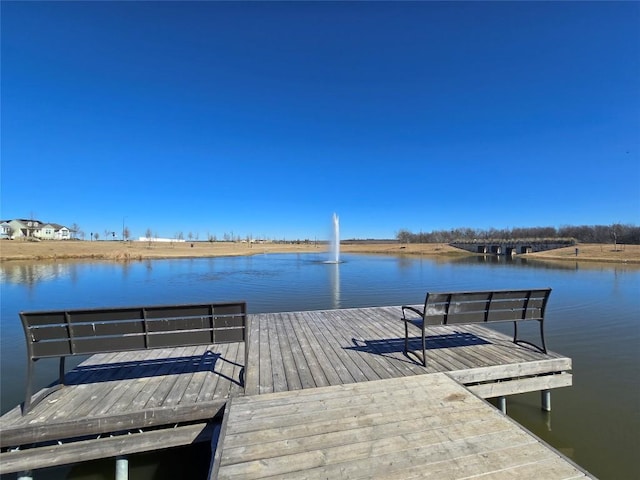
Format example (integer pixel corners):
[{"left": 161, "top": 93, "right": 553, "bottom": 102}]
[
  {"left": 245, "top": 306, "right": 572, "bottom": 399},
  {"left": 212, "top": 374, "right": 590, "bottom": 479},
  {"left": 0, "top": 305, "right": 585, "bottom": 478}
]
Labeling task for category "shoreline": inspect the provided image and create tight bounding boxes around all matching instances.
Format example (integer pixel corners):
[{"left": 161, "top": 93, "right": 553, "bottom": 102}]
[{"left": 1, "top": 240, "right": 639, "bottom": 265}]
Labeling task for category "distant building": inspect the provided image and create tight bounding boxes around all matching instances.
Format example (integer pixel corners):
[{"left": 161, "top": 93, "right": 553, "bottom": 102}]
[
  {"left": 36, "top": 223, "right": 71, "bottom": 240},
  {"left": 2, "top": 219, "right": 71, "bottom": 240},
  {"left": 138, "top": 237, "right": 185, "bottom": 243},
  {"left": 0, "top": 221, "right": 11, "bottom": 239},
  {"left": 7, "top": 219, "right": 43, "bottom": 239}
]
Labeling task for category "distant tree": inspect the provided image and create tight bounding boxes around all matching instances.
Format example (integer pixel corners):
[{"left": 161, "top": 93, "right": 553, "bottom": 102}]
[
  {"left": 396, "top": 224, "right": 640, "bottom": 245},
  {"left": 177, "top": 231, "right": 184, "bottom": 240},
  {"left": 188, "top": 232, "right": 193, "bottom": 241},
  {"left": 611, "top": 223, "right": 622, "bottom": 251},
  {"left": 71, "top": 223, "right": 80, "bottom": 240},
  {"left": 145, "top": 228, "right": 152, "bottom": 247},
  {"left": 123, "top": 227, "right": 130, "bottom": 241},
  {"left": 94, "top": 232, "right": 100, "bottom": 241},
  {"left": 396, "top": 229, "right": 411, "bottom": 243}
]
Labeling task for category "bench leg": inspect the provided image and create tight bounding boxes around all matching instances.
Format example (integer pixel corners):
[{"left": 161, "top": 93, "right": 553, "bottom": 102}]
[
  {"left": 421, "top": 326, "right": 427, "bottom": 367},
  {"left": 22, "top": 357, "right": 67, "bottom": 415},
  {"left": 59, "top": 356, "right": 66, "bottom": 384},
  {"left": 402, "top": 317, "right": 428, "bottom": 367},
  {"left": 538, "top": 320, "right": 548, "bottom": 353},
  {"left": 512, "top": 321, "right": 547, "bottom": 354},
  {"left": 23, "top": 359, "right": 35, "bottom": 415},
  {"left": 403, "top": 319, "right": 409, "bottom": 354}
]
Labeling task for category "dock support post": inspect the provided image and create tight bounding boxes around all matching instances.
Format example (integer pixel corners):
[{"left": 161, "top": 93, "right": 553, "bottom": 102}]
[
  {"left": 497, "top": 396, "right": 507, "bottom": 414},
  {"left": 116, "top": 455, "right": 128, "bottom": 480},
  {"left": 18, "top": 471, "right": 33, "bottom": 480},
  {"left": 541, "top": 389, "right": 551, "bottom": 412}
]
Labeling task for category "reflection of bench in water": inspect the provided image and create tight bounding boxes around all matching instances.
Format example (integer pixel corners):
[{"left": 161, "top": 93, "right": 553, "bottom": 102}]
[
  {"left": 20, "top": 301, "right": 247, "bottom": 414},
  {"left": 402, "top": 288, "right": 551, "bottom": 367}
]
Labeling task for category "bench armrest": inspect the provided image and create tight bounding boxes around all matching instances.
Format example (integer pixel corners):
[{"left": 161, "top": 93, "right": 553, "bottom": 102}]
[{"left": 401, "top": 306, "right": 424, "bottom": 320}]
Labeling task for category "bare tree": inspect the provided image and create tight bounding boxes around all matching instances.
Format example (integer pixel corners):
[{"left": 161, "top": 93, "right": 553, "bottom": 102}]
[
  {"left": 145, "top": 228, "right": 152, "bottom": 247},
  {"left": 611, "top": 223, "right": 621, "bottom": 251},
  {"left": 71, "top": 223, "right": 80, "bottom": 240}
]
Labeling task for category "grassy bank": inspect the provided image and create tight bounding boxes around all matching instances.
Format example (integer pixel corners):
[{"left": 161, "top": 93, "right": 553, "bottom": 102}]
[
  {"left": 1, "top": 240, "right": 638, "bottom": 264},
  {"left": 524, "top": 243, "right": 640, "bottom": 264}
]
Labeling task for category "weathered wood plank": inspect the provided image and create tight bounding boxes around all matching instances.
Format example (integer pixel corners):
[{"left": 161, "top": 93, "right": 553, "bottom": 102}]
[
  {"left": 264, "top": 313, "right": 288, "bottom": 392},
  {"left": 374, "top": 443, "right": 590, "bottom": 479},
  {"left": 0, "top": 422, "right": 214, "bottom": 475},
  {"left": 216, "top": 373, "right": 591, "bottom": 480},
  {"left": 0, "top": 402, "right": 226, "bottom": 449},
  {"left": 316, "top": 310, "right": 387, "bottom": 382},
  {"left": 467, "top": 372, "right": 573, "bottom": 398},
  {"left": 212, "top": 341, "right": 242, "bottom": 400},
  {"left": 161, "top": 346, "right": 208, "bottom": 406},
  {"left": 285, "top": 312, "right": 330, "bottom": 388},
  {"left": 257, "top": 314, "right": 274, "bottom": 394},
  {"left": 226, "top": 383, "right": 474, "bottom": 431},
  {"left": 222, "top": 405, "right": 488, "bottom": 450},
  {"left": 294, "top": 311, "right": 343, "bottom": 386},
  {"left": 243, "top": 313, "right": 261, "bottom": 396},
  {"left": 448, "top": 358, "right": 572, "bottom": 384},
  {"left": 182, "top": 347, "right": 223, "bottom": 404},
  {"left": 344, "top": 308, "right": 423, "bottom": 378},
  {"left": 275, "top": 312, "right": 309, "bottom": 389},
  {"left": 299, "top": 311, "right": 357, "bottom": 385},
  {"left": 102, "top": 347, "right": 176, "bottom": 414}
]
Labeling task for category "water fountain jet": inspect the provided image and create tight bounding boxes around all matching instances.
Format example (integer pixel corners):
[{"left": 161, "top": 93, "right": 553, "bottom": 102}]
[{"left": 326, "top": 213, "right": 341, "bottom": 264}]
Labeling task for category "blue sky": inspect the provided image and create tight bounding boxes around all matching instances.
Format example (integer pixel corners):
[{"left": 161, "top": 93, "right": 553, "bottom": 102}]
[{"left": 2, "top": 1, "right": 639, "bottom": 241}]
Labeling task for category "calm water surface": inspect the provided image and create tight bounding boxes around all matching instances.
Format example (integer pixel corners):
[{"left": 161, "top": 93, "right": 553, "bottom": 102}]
[{"left": 1, "top": 253, "right": 638, "bottom": 479}]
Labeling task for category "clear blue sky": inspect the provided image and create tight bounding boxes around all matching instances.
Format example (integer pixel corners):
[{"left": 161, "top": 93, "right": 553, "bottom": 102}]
[{"left": 2, "top": 1, "right": 639, "bottom": 241}]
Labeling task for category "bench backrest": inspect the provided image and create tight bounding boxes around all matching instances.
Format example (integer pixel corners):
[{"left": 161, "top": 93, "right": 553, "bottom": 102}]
[
  {"left": 422, "top": 289, "right": 551, "bottom": 326},
  {"left": 20, "top": 302, "right": 247, "bottom": 360}
]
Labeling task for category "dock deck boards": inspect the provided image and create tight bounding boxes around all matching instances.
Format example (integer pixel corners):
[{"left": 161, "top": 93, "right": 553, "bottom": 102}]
[
  {"left": 213, "top": 373, "right": 591, "bottom": 479},
  {"left": 246, "top": 306, "right": 572, "bottom": 397},
  {"left": 0, "top": 342, "right": 245, "bottom": 450},
  {"left": 1, "top": 305, "right": 580, "bottom": 477}
]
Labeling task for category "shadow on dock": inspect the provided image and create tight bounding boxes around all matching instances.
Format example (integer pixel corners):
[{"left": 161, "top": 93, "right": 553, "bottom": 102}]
[
  {"left": 348, "top": 332, "right": 490, "bottom": 357},
  {"left": 64, "top": 351, "right": 243, "bottom": 386}
]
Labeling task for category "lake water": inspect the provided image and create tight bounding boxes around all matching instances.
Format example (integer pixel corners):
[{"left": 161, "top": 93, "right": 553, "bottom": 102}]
[{"left": 1, "top": 253, "right": 638, "bottom": 479}]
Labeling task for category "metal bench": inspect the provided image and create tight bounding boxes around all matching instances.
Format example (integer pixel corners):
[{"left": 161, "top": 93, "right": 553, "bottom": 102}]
[
  {"left": 402, "top": 288, "right": 551, "bottom": 366},
  {"left": 20, "top": 301, "right": 247, "bottom": 415}
]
